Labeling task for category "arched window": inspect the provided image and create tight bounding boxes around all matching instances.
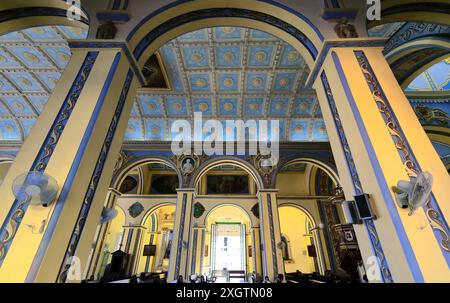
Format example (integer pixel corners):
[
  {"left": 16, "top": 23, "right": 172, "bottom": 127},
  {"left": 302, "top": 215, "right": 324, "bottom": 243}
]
[{"left": 281, "top": 234, "right": 292, "bottom": 261}]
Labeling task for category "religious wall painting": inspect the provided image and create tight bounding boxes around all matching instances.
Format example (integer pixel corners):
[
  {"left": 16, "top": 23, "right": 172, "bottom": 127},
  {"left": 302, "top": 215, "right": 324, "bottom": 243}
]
[
  {"left": 150, "top": 174, "right": 178, "bottom": 194},
  {"left": 206, "top": 175, "right": 249, "bottom": 194}
]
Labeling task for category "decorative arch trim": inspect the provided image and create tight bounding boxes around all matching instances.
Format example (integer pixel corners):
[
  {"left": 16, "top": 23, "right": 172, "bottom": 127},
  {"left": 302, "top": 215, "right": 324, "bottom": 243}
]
[
  {"left": 111, "top": 156, "right": 182, "bottom": 191},
  {"left": 203, "top": 203, "right": 255, "bottom": 229},
  {"left": 189, "top": 156, "right": 264, "bottom": 190},
  {"left": 126, "top": 0, "right": 324, "bottom": 68}
]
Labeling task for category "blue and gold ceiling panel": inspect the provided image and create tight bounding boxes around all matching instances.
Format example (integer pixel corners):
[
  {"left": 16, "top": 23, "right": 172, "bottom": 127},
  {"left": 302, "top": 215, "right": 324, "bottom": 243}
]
[
  {"left": 0, "top": 49, "right": 21, "bottom": 68},
  {"left": 193, "top": 97, "right": 213, "bottom": 116},
  {"left": 217, "top": 73, "right": 240, "bottom": 92},
  {"left": 248, "top": 46, "right": 275, "bottom": 67},
  {"left": 219, "top": 97, "right": 239, "bottom": 116},
  {"left": 246, "top": 73, "right": 268, "bottom": 92},
  {"left": 182, "top": 47, "right": 210, "bottom": 69},
  {"left": 245, "top": 97, "right": 265, "bottom": 116},
  {"left": 312, "top": 120, "right": 329, "bottom": 141},
  {"left": 268, "top": 120, "right": 286, "bottom": 141},
  {"left": 130, "top": 103, "right": 140, "bottom": 117},
  {"left": 0, "top": 119, "right": 21, "bottom": 141},
  {"left": 178, "top": 29, "right": 208, "bottom": 42},
  {"left": 166, "top": 97, "right": 188, "bottom": 116},
  {"left": 137, "top": 95, "right": 165, "bottom": 116},
  {"left": 293, "top": 97, "right": 315, "bottom": 116},
  {"left": 7, "top": 46, "right": 52, "bottom": 69},
  {"left": 35, "top": 72, "right": 61, "bottom": 91},
  {"left": 0, "top": 74, "right": 16, "bottom": 92},
  {"left": 56, "top": 26, "right": 88, "bottom": 40},
  {"left": 23, "top": 27, "right": 61, "bottom": 41},
  {"left": 41, "top": 46, "right": 71, "bottom": 69},
  {"left": 159, "top": 47, "right": 184, "bottom": 92},
  {"left": 249, "top": 29, "right": 276, "bottom": 40},
  {"left": 0, "top": 31, "right": 26, "bottom": 42},
  {"left": 269, "top": 97, "right": 289, "bottom": 116},
  {"left": 289, "top": 119, "right": 310, "bottom": 141},
  {"left": 216, "top": 46, "right": 242, "bottom": 68},
  {"left": 0, "top": 101, "right": 10, "bottom": 116},
  {"left": 4, "top": 72, "right": 44, "bottom": 93},
  {"left": 145, "top": 119, "right": 166, "bottom": 141},
  {"left": 273, "top": 72, "right": 297, "bottom": 92},
  {"left": 125, "top": 118, "right": 144, "bottom": 141},
  {"left": 28, "top": 95, "right": 48, "bottom": 113},
  {"left": 19, "top": 118, "right": 36, "bottom": 137},
  {"left": 1, "top": 96, "right": 35, "bottom": 116},
  {"left": 214, "top": 27, "right": 243, "bottom": 40},
  {"left": 279, "top": 45, "right": 305, "bottom": 68},
  {"left": 189, "top": 74, "right": 211, "bottom": 92}
]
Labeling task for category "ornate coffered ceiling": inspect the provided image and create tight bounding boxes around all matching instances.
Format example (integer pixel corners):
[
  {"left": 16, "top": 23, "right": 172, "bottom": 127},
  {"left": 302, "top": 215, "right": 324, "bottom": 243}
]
[
  {"left": 0, "top": 26, "right": 87, "bottom": 141},
  {"left": 126, "top": 27, "right": 326, "bottom": 142}
]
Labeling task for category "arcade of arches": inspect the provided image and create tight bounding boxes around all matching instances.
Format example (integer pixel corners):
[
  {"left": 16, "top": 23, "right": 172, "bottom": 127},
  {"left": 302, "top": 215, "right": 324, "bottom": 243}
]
[{"left": 0, "top": 1, "right": 449, "bottom": 283}]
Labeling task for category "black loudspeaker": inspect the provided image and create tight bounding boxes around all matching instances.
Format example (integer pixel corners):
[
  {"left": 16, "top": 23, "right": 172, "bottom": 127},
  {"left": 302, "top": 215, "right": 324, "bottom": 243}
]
[
  {"left": 307, "top": 245, "right": 317, "bottom": 257},
  {"left": 353, "top": 194, "right": 376, "bottom": 221}
]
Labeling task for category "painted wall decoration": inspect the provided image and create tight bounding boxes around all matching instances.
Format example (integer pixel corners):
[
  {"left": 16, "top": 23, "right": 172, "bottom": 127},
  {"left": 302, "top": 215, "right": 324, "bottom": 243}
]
[{"left": 193, "top": 202, "right": 206, "bottom": 218}]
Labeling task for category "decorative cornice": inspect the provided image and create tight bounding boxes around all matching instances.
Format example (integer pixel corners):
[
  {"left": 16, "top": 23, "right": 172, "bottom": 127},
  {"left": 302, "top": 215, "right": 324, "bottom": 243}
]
[
  {"left": 68, "top": 40, "right": 146, "bottom": 86},
  {"left": 306, "top": 38, "right": 387, "bottom": 87}
]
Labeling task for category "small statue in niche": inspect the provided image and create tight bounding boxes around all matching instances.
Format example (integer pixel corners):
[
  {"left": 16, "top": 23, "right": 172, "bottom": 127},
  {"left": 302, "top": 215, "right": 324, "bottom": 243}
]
[
  {"left": 334, "top": 18, "right": 358, "bottom": 38},
  {"left": 96, "top": 20, "right": 117, "bottom": 39},
  {"left": 181, "top": 157, "right": 195, "bottom": 175}
]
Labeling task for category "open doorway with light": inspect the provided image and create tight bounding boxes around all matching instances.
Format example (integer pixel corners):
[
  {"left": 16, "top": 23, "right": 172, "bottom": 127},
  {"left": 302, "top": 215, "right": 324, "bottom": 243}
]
[{"left": 203, "top": 205, "right": 252, "bottom": 282}]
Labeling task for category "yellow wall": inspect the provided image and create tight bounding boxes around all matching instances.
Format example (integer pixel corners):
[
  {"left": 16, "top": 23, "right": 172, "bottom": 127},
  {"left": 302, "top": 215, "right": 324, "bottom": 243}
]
[
  {"left": 276, "top": 172, "right": 309, "bottom": 196},
  {"left": 278, "top": 206, "right": 315, "bottom": 274}
]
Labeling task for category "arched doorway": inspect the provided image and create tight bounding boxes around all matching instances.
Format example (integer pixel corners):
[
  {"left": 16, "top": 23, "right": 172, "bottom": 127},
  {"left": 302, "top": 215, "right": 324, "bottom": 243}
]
[
  {"left": 203, "top": 204, "right": 253, "bottom": 282},
  {"left": 136, "top": 204, "right": 176, "bottom": 274}
]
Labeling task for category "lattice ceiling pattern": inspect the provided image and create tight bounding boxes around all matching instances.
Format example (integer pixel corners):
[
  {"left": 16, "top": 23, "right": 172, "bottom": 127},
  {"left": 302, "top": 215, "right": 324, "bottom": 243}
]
[
  {"left": 126, "top": 27, "right": 327, "bottom": 142},
  {"left": 0, "top": 26, "right": 87, "bottom": 141}
]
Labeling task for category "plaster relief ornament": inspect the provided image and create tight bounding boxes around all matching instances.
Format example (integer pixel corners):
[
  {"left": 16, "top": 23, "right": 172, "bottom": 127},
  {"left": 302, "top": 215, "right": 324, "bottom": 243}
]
[
  {"left": 334, "top": 18, "right": 358, "bottom": 38},
  {"left": 181, "top": 156, "right": 195, "bottom": 174}
]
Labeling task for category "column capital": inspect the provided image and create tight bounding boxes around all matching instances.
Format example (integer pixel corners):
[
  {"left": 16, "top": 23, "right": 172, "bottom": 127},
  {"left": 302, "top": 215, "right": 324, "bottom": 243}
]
[
  {"left": 68, "top": 39, "right": 146, "bottom": 86},
  {"left": 123, "top": 225, "right": 147, "bottom": 230},
  {"left": 258, "top": 189, "right": 279, "bottom": 194},
  {"left": 176, "top": 188, "right": 196, "bottom": 193},
  {"left": 107, "top": 187, "right": 122, "bottom": 196},
  {"left": 306, "top": 38, "right": 387, "bottom": 87}
]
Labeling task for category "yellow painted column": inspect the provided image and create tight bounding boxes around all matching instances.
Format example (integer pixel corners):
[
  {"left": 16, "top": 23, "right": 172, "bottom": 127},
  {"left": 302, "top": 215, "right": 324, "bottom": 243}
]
[
  {"left": 86, "top": 188, "right": 122, "bottom": 280},
  {"left": 188, "top": 225, "right": 206, "bottom": 276},
  {"left": 0, "top": 41, "right": 142, "bottom": 283},
  {"left": 257, "top": 189, "right": 284, "bottom": 281},
  {"left": 121, "top": 225, "right": 146, "bottom": 276},
  {"left": 167, "top": 188, "right": 195, "bottom": 281},
  {"left": 311, "top": 39, "right": 450, "bottom": 282},
  {"left": 251, "top": 226, "right": 263, "bottom": 276}
]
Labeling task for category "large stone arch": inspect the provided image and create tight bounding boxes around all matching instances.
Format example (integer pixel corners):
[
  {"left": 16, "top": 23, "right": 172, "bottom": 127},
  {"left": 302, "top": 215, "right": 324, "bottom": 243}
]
[
  {"left": 274, "top": 157, "right": 340, "bottom": 188},
  {"left": 189, "top": 156, "right": 264, "bottom": 190},
  {"left": 126, "top": 0, "right": 325, "bottom": 70},
  {"left": 111, "top": 155, "right": 182, "bottom": 192}
]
